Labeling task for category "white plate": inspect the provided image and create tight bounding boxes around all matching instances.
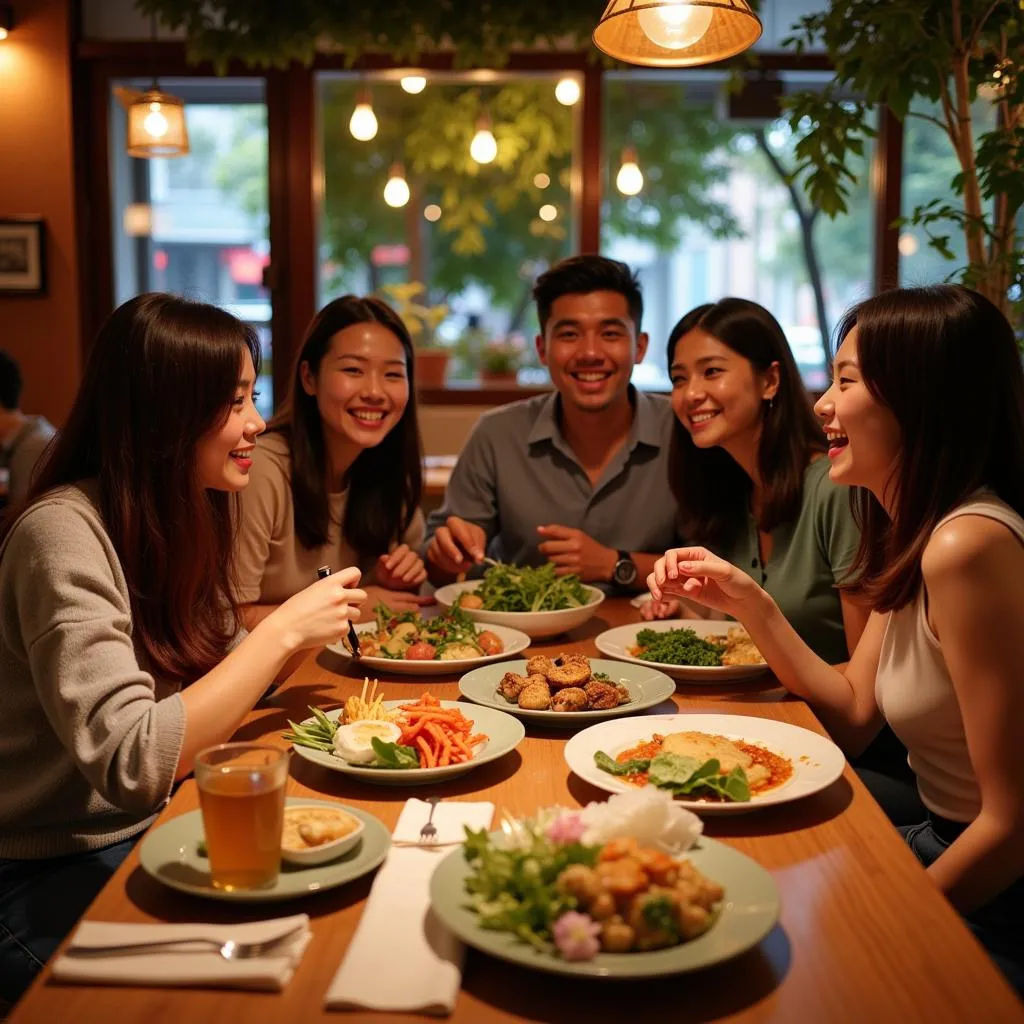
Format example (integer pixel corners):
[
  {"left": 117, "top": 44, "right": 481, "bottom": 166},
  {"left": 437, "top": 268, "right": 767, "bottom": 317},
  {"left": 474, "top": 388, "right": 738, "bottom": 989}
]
[
  {"left": 564, "top": 712, "right": 846, "bottom": 814},
  {"left": 595, "top": 619, "right": 771, "bottom": 682},
  {"left": 327, "top": 620, "right": 530, "bottom": 676},
  {"left": 433, "top": 580, "right": 605, "bottom": 639},
  {"left": 289, "top": 700, "right": 525, "bottom": 785}
]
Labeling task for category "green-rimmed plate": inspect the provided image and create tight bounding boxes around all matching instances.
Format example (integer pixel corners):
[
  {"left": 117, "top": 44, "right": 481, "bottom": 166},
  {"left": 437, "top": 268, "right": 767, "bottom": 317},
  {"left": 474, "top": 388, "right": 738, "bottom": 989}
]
[
  {"left": 289, "top": 700, "right": 525, "bottom": 785},
  {"left": 138, "top": 798, "right": 390, "bottom": 902},
  {"left": 458, "top": 659, "right": 676, "bottom": 729},
  {"left": 429, "top": 834, "right": 779, "bottom": 978}
]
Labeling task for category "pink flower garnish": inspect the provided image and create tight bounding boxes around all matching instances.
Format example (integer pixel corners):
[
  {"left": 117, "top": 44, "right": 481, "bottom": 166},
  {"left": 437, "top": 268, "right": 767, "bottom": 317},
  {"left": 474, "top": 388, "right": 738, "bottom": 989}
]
[
  {"left": 552, "top": 911, "right": 601, "bottom": 961},
  {"left": 546, "top": 812, "right": 586, "bottom": 845}
]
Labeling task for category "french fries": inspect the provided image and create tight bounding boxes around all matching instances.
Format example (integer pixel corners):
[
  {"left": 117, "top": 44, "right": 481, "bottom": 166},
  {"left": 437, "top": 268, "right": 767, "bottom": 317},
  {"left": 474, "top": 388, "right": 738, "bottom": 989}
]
[{"left": 343, "top": 678, "right": 402, "bottom": 724}]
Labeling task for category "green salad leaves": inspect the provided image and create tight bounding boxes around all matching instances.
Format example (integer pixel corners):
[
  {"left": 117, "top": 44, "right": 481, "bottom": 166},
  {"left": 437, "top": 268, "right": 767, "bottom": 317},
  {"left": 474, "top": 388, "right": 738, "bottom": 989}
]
[
  {"left": 462, "top": 823, "right": 599, "bottom": 951},
  {"left": 474, "top": 561, "right": 590, "bottom": 612},
  {"left": 594, "top": 750, "right": 751, "bottom": 802},
  {"left": 632, "top": 627, "right": 725, "bottom": 667}
]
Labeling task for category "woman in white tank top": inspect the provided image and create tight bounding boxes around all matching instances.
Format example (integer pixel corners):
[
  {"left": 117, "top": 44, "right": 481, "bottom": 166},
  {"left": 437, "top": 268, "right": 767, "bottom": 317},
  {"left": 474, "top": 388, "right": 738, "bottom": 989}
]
[{"left": 649, "top": 284, "right": 1024, "bottom": 994}]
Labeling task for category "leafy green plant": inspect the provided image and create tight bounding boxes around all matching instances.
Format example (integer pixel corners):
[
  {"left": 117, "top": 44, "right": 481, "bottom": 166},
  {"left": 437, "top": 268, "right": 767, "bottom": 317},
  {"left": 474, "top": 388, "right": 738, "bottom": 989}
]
[
  {"left": 379, "top": 281, "right": 448, "bottom": 350},
  {"left": 783, "top": 0, "right": 1024, "bottom": 327},
  {"left": 480, "top": 336, "right": 525, "bottom": 376}
]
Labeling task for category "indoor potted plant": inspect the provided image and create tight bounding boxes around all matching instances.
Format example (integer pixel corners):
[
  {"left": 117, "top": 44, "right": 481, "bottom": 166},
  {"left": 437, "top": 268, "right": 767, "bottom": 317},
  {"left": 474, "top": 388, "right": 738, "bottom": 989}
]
[
  {"left": 379, "top": 282, "right": 451, "bottom": 388},
  {"left": 478, "top": 333, "right": 525, "bottom": 385}
]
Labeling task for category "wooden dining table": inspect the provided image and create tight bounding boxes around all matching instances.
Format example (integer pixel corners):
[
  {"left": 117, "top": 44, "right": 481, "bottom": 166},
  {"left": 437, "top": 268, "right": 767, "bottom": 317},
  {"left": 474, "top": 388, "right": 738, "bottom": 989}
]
[{"left": 9, "top": 599, "right": 1023, "bottom": 1024}]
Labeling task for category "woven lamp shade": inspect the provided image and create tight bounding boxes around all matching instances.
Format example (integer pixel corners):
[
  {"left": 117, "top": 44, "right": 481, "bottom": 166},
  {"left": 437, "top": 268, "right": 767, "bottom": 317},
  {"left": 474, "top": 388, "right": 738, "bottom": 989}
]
[
  {"left": 126, "top": 90, "right": 190, "bottom": 158},
  {"left": 593, "top": 0, "right": 762, "bottom": 67}
]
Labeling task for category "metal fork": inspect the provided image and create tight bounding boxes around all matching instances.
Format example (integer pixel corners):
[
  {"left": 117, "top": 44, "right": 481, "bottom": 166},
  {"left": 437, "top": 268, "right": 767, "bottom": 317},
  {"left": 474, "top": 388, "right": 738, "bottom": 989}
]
[
  {"left": 65, "top": 925, "right": 304, "bottom": 962},
  {"left": 418, "top": 796, "right": 441, "bottom": 844}
]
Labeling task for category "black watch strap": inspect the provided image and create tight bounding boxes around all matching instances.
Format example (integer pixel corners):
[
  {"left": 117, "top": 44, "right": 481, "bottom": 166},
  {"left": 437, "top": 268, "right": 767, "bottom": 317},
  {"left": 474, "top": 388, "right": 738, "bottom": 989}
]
[{"left": 612, "top": 550, "right": 638, "bottom": 589}]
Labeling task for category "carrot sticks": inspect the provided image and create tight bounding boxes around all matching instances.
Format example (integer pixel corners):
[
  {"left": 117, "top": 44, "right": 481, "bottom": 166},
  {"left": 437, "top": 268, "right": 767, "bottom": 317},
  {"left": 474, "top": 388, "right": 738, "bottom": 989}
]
[{"left": 397, "top": 693, "right": 487, "bottom": 767}]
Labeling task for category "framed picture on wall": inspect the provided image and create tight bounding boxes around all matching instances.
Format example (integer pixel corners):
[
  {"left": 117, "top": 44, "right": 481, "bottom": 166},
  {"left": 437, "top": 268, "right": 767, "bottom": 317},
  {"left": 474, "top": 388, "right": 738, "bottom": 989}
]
[{"left": 0, "top": 218, "right": 46, "bottom": 295}]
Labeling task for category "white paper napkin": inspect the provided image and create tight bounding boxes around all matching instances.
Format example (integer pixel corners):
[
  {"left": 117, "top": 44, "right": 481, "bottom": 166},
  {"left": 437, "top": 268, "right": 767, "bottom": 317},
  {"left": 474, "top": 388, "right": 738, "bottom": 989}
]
[
  {"left": 325, "top": 799, "right": 493, "bottom": 1016},
  {"left": 51, "top": 914, "right": 311, "bottom": 991}
]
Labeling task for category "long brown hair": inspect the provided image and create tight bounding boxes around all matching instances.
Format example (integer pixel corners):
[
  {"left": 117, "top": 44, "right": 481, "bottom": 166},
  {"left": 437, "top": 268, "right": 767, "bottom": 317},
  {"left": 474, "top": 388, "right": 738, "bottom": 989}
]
[
  {"left": 666, "top": 298, "right": 827, "bottom": 549},
  {"left": 269, "top": 295, "right": 422, "bottom": 558},
  {"left": 839, "top": 285, "right": 1024, "bottom": 611},
  {"left": 0, "top": 293, "right": 261, "bottom": 684}
]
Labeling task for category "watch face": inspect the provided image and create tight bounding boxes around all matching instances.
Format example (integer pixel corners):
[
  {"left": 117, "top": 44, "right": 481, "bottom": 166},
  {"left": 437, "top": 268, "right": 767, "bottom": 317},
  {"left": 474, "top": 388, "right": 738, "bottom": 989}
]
[{"left": 614, "top": 558, "right": 637, "bottom": 586}]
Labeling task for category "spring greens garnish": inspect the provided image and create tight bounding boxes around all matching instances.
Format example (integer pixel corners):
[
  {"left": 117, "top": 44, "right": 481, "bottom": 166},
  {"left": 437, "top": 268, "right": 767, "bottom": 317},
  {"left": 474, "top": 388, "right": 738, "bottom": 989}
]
[
  {"left": 368, "top": 737, "right": 419, "bottom": 769},
  {"left": 594, "top": 750, "right": 751, "bottom": 802},
  {"left": 633, "top": 627, "right": 726, "bottom": 667},
  {"left": 474, "top": 561, "right": 590, "bottom": 612},
  {"left": 283, "top": 706, "right": 338, "bottom": 752},
  {"left": 462, "top": 823, "right": 599, "bottom": 951}
]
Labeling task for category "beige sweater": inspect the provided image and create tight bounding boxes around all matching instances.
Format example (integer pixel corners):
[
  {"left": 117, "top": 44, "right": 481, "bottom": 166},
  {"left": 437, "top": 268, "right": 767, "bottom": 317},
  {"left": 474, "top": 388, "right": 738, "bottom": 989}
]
[
  {"left": 0, "top": 483, "right": 186, "bottom": 858},
  {"left": 234, "top": 431, "right": 425, "bottom": 604}
]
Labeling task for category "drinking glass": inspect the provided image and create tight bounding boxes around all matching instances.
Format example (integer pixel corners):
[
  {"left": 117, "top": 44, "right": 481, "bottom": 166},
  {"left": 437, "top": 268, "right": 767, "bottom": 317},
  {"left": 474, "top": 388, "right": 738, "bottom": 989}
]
[{"left": 195, "top": 743, "right": 289, "bottom": 891}]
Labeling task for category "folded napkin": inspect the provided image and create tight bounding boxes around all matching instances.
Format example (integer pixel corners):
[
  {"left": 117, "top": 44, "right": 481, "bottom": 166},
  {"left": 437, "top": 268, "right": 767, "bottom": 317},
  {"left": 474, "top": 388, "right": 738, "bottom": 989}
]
[
  {"left": 52, "top": 914, "right": 311, "bottom": 991},
  {"left": 325, "top": 799, "right": 493, "bottom": 1016}
]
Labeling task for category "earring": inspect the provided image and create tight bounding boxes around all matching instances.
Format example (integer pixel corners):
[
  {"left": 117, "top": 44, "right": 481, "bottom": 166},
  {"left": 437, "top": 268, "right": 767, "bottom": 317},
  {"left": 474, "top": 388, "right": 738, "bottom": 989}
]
[{"left": 767, "top": 397, "right": 774, "bottom": 411}]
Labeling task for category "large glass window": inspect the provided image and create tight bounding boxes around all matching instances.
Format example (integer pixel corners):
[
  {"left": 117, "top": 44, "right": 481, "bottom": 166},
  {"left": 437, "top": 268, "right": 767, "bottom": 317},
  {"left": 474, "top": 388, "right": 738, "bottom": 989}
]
[
  {"left": 316, "top": 72, "right": 580, "bottom": 383},
  {"left": 109, "top": 78, "right": 273, "bottom": 417},
  {"left": 602, "top": 71, "right": 875, "bottom": 390},
  {"left": 900, "top": 96, "right": 997, "bottom": 288}
]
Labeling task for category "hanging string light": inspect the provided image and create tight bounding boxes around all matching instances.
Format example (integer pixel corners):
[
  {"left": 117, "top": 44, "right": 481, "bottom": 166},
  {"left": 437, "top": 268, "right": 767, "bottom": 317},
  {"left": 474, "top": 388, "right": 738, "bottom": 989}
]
[
  {"left": 349, "top": 88, "right": 379, "bottom": 141},
  {"left": 616, "top": 147, "right": 644, "bottom": 196},
  {"left": 383, "top": 163, "right": 411, "bottom": 208},
  {"left": 593, "top": 0, "right": 761, "bottom": 67},
  {"left": 554, "top": 77, "right": 581, "bottom": 106},
  {"left": 400, "top": 74, "right": 427, "bottom": 94},
  {"left": 469, "top": 114, "right": 498, "bottom": 164}
]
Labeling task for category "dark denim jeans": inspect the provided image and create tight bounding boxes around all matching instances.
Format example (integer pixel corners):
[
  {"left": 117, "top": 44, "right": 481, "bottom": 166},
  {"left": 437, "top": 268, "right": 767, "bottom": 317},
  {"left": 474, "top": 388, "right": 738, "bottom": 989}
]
[
  {"left": 901, "top": 820, "right": 1024, "bottom": 997},
  {"left": 0, "top": 836, "right": 138, "bottom": 1006}
]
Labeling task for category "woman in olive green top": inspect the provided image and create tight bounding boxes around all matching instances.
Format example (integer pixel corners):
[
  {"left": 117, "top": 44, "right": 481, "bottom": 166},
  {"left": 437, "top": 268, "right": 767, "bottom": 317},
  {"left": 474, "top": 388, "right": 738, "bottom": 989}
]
[
  {"left": 648, "top": 298, "right": 916, "bottom": 820},
  {"left": 646, "top": 297, "right": 867, "bottom": 660}
]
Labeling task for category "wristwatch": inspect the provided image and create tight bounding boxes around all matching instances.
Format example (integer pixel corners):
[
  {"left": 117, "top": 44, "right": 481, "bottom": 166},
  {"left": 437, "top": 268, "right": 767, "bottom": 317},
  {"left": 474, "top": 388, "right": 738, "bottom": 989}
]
[{"left": 611, "top": 550, "right": 638, "bottom": 590}]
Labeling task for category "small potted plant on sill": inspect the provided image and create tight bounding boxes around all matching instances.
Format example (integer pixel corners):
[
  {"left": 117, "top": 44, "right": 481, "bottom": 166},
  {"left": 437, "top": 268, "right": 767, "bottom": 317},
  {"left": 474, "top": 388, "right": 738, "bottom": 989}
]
[
  {"left": 379, "top": 282, "right": 450, "bottom": 388},
  {"left": 479, "top": 333, "right": 526, "bottom": 386}
]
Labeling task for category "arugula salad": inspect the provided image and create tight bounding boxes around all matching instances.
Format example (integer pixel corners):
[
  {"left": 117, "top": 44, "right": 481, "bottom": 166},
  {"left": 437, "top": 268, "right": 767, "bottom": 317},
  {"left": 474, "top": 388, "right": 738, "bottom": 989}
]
[{"left": 458, "top": 561, "right": 592, "bottom": 613}]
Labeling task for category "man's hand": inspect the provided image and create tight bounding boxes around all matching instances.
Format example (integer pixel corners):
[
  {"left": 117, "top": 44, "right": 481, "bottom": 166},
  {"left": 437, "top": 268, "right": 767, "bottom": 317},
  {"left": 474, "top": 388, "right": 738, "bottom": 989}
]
[
  {"left": 536, "top": 524, "right": 617, "bottom": 582},
  {"left": 358, "top": 586, "right": 436, "bottom": 622},
  {"left": 375, "top": 544, "right": 427, "bottom": 590},
  {"left": 425, "top": 516, "right": 487, "bottom": 576}
]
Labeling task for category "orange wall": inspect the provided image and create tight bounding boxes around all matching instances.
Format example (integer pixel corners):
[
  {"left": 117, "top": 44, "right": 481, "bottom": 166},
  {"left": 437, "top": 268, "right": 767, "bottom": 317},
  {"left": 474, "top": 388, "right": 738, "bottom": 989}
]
[{"left": 0, "top": 0, "right": 80, "bottom": 427}]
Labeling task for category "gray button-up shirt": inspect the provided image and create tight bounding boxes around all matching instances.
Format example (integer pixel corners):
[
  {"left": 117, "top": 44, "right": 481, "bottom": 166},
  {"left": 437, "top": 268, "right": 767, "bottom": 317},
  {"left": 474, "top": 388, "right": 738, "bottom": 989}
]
[{"left": 424, "top": 389, "right": 681, "bottom": 581}]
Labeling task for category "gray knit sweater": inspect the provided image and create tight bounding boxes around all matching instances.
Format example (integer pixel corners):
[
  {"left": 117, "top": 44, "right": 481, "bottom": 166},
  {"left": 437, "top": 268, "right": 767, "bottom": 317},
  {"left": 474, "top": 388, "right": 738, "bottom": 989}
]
[{"left": 0, "top": 483, "right": 186, "bottom": 858}]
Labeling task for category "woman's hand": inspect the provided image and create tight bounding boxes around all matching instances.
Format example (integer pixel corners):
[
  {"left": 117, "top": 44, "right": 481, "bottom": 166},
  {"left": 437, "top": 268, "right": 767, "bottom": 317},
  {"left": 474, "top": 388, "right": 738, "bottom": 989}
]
[
  {"left": 648, "top": 547, "right": 761, "bottom": 619},
  {"left": 267, "top": 566, "right": 367, "bottom": 651},
  {"left": 358, "top": 586, "right": 436, "bottom": 622},
  {"left": 376, "top": 544, "right": 428, "bottom": 590},
  {"left": 640, "top": 597, "right": 681, "bottom": 621}
]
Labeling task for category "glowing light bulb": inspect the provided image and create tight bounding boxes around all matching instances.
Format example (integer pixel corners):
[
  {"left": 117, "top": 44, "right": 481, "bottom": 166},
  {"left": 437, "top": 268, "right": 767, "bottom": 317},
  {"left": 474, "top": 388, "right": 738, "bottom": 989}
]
[
  {"left": 383, "top": 164, "right": 410, "bottom": 208},
  {"left": 533, "top": 172, "right": 550, "bottom": 189},
  {"left": 349, "top": 96, "right": 378, "bottom": 141},
  {"left": 143, "top": 102, "right": 169, "bottom": 139},
  {"left": 898, "top": 233, "right": 919, "bottom": 257},
  {"left": 470, "top": 121, "right": 498, "bottom": 164},
  {"left": 0, "top": 28, "right": 8, "bottom": 41},
  {"left": 401, "top": 75, "right": 427, "bottom": 94},
  {"left": 554, "top": 77, "right": 581, "bottom": 106},
  {"left": 616, "top": 148, "right": 643, "bottom": 196},
  {"left": 637, "top": 1, "right": 714, "bottom": 50},
  {"left": 424, "top": 204, "right": 442, "bottom": 222},
  {"left": 539, "top": 204, "right": 558, "bottom": 222}
]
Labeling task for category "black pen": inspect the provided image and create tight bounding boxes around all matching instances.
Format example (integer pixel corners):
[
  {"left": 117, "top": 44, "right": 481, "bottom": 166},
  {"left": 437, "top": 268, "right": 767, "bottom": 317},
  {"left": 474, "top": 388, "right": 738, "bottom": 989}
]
[{"left": 317, "top": 564, "right": 361, "bottom": 658}]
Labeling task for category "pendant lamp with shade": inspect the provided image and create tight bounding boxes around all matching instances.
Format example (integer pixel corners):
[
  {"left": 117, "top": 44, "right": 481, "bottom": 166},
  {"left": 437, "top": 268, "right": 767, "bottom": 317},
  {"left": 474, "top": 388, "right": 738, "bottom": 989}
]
[
  {"left": 116, "top": 15, "right": 190, "bottom": 158},
  {"left": 593, "top": 0, "right": 762, "bottom": 67}
]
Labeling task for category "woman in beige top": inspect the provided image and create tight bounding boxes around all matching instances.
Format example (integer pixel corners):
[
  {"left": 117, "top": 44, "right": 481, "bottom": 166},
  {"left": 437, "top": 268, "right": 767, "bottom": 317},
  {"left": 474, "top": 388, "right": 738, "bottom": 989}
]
[
  {"left": 649, "top": 285, "right": 1024, "bottom": 993},
  {"left": 236, "top": 295, "right": 429, "bottom": 625}
]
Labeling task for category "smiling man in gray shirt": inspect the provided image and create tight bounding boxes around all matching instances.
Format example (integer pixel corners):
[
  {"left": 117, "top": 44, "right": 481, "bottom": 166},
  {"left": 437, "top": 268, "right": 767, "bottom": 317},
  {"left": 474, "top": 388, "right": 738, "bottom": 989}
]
[{"left": 424, "top": 255, "right": 680, "bottom": 592}]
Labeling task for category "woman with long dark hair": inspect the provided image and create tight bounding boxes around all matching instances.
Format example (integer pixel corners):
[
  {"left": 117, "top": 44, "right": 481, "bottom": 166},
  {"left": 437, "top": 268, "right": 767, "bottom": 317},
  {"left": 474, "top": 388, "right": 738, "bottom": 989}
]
[
  {"left": 0, "top": 294, "right": 365, "bottom": 1003},
  {"left": 646, "top": 298, "right": 867, "bottom": 664},
  {"left": 649, "top": 285, "right": 1024, "bottom": 992},
  {"left": 235, "top": 295, "right": 428, "bottom": 625}
]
